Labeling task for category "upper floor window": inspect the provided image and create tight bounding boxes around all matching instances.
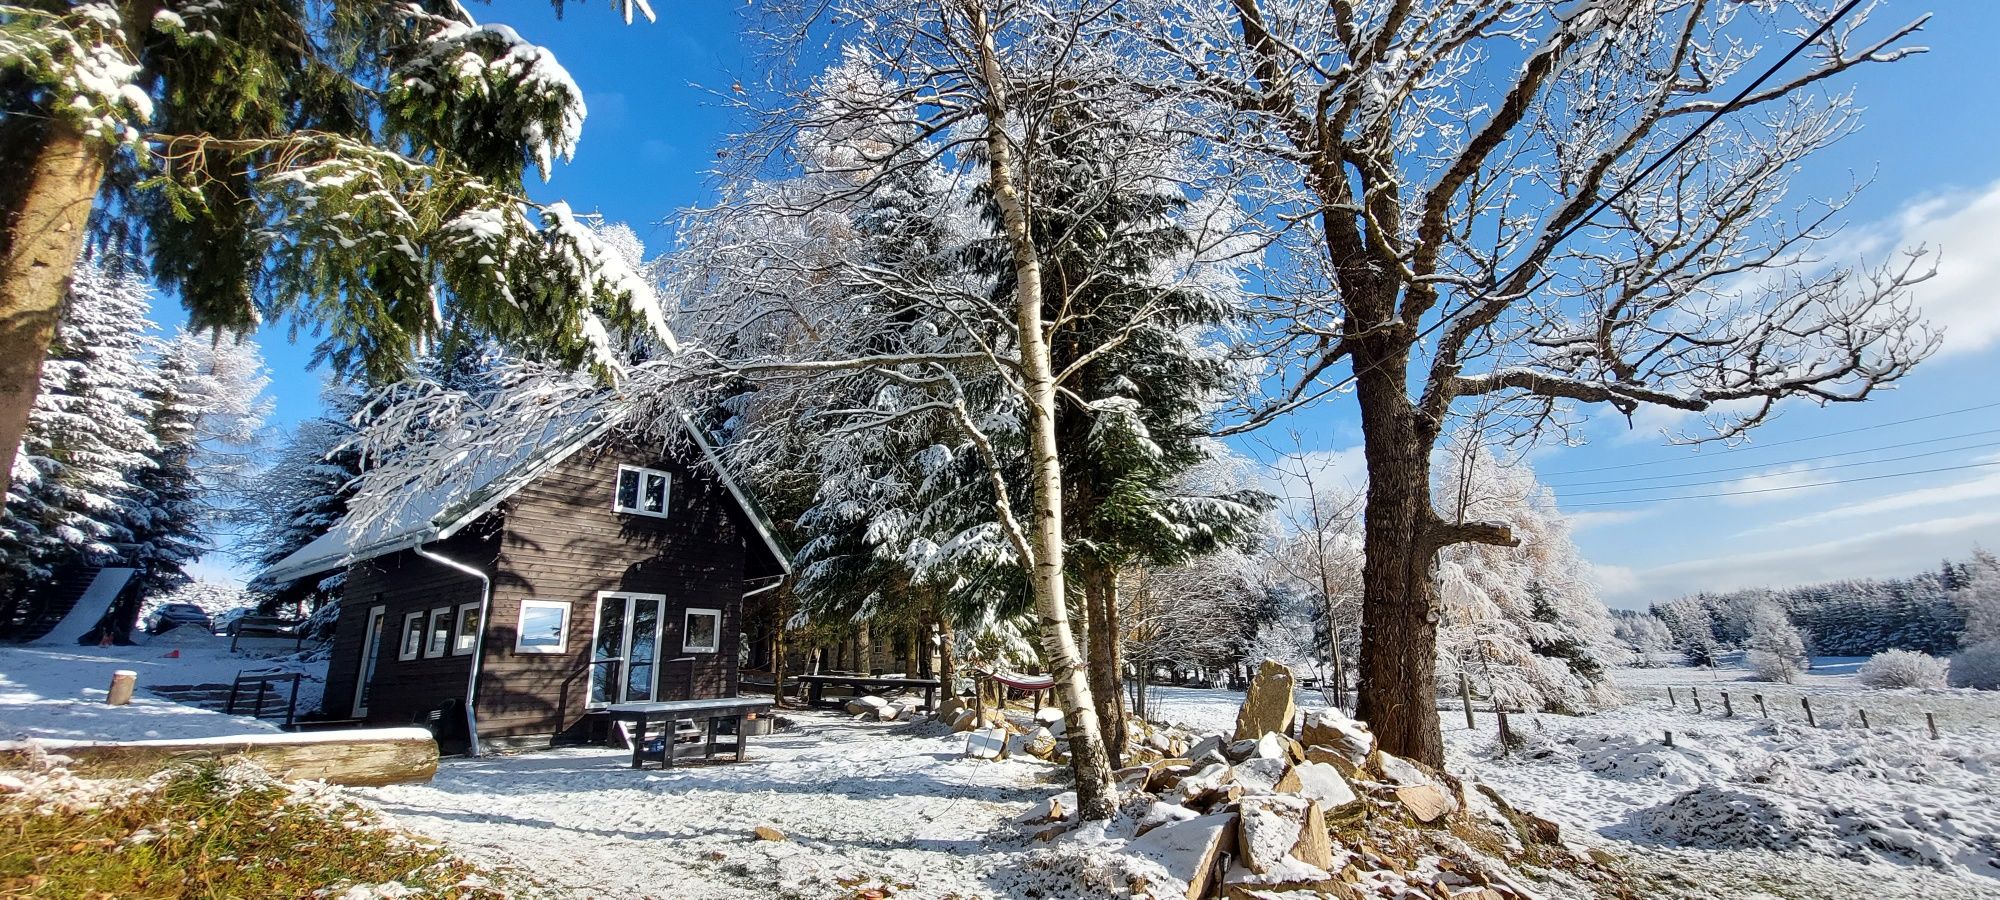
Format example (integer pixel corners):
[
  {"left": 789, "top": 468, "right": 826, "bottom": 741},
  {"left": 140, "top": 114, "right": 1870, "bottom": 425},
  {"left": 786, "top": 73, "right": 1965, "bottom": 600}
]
[{"left": 614, "top": 465, "right": 671, "bottom": 518}]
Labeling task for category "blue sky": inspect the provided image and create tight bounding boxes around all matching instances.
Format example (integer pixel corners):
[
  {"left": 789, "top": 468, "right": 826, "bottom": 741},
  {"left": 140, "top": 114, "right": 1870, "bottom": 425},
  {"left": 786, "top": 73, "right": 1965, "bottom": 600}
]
[{"left": 176, "top": 1, "right": 2000, "bottom": 606}]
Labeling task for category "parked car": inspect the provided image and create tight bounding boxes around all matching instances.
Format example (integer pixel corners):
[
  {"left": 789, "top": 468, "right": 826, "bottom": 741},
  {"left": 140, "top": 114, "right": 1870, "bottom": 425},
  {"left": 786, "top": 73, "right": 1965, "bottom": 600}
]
[{"left": 145, "top": 603, "right": 214, "bottom": 635}]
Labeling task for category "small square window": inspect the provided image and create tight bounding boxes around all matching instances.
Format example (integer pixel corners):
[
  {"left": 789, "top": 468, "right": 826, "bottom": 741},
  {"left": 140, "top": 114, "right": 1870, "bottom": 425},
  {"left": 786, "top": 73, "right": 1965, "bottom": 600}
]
[
  {"left": 614, "top": 465, "right": 671, "bottom": 518},
  {"left": 516, "top": 600, "right": 571, "bottom": 654},
  {"left": 453, "top": 601, "right": 481, "bottom": 656},
  {"left": 397, "top": 612, "right": 424, "bottom": 662},
  {"left": 683, "top": 608, "right": 722, "bottom": 654},
  {"left": 424, "top": 606, "right": 451, "bottom": 658}
]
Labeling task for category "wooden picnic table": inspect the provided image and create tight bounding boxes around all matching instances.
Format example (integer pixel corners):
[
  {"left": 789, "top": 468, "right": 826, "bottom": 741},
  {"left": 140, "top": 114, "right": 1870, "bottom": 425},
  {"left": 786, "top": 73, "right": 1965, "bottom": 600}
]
[
  {"left": 602, "top": 697, "right": 774, "bottom": 770},
  {"left": 797, "top": 674, "right": 941, "bottom": 711}
]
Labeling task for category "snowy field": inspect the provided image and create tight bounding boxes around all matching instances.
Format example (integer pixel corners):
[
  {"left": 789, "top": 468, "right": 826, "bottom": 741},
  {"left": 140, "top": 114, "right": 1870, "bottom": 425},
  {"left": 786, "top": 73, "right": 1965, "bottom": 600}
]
[
  {"left": 0, "top": 632, "right": 324, "bottom": 742},
  {"left": 357, "top": 712, "right": 1089, "bottom": 900},
  {"left": 1151, "top": 664, "right": 2000, "bottom": 900}
]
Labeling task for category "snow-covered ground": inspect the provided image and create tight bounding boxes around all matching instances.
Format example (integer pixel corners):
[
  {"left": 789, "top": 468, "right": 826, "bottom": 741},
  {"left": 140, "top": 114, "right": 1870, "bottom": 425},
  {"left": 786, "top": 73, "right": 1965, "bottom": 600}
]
[
  {"left": 1150, "top": 664, "right": 2000, "bottom": 900},
  {"left": 0, "top": 631, "right": 324, "bottom": 742},
  {"left": 357, "top": 712, "right": 1082, "bottom": 899}
]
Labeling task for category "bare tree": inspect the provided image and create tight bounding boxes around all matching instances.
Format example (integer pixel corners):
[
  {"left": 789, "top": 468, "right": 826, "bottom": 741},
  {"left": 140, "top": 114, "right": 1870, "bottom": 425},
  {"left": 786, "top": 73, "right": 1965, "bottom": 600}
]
[
  {"left": 1122, "top": 0, "right": 1936, "bottom": 765},
  {"left": 1262, "top": 442, "right": 1365, "bottom": 710}
]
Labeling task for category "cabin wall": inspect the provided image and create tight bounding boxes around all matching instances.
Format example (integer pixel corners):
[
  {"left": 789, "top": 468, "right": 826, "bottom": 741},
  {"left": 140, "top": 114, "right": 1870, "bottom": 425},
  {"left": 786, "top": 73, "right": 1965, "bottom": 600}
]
[
  {"left": 474, "top": 434, "right": 751, "bottom": 740},
  {"left": 320, "top": 528, "right": 496, "bottom": 732}
]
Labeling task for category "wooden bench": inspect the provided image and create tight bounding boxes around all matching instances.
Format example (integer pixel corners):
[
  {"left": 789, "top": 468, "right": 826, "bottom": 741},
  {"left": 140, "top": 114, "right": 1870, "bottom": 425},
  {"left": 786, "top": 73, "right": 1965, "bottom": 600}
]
[
  {"left": 602, "top": 697, "right": 775, "bottom": 770},
  {"left": 797, "top": 674, "right": 941, "bottom": 711}
]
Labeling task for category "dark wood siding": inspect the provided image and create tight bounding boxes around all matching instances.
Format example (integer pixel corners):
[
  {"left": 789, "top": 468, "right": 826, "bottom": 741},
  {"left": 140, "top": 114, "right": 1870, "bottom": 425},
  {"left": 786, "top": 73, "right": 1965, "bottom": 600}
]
[
  {"left": 473, "top": 434, "right": 751, "bottom": 739},
  {"left": 321, "top": 527, "right": 496, "bottom": 731}
]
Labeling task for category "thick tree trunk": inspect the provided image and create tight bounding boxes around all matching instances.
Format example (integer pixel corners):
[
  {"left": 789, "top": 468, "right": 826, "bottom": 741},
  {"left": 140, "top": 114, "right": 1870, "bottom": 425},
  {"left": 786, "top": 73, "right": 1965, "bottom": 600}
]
[
  {"left": 1082, "top": 560, "right": 1127, "bottom": 769},
  {"left": 1350, "top": 358, "right": 1448, "bottom": 768},
  {"left": 0, "top": 117, "right": 110, "bottom": 509},
  {"left": 968, "top": 2, "right": 1117, "bottom": 821}
]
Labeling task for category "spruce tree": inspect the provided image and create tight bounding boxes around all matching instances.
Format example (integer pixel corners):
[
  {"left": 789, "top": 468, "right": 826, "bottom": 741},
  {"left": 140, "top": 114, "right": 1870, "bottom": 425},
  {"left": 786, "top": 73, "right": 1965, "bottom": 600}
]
[{"left": 0, "top": 1, "right": 664, "bottom": 511}]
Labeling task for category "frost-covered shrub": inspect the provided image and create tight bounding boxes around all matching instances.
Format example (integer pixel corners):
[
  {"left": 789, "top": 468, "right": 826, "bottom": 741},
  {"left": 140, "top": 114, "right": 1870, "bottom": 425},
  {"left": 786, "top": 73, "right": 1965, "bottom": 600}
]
[
  {"left": 1857, "top": 649, "right": 1948, "bottom": 689},
  {"left": 1949, "top": 641, "right": 2000, "bottom": 691},
  {"left": 1746, "top": 650, "right": 1799, "bottom": 684}
]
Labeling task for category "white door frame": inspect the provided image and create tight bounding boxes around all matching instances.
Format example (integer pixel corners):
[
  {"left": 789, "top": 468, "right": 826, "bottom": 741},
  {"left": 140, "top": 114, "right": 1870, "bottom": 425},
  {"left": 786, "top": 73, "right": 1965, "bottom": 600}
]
[
  {"left": 587, "top": 592, "right": 667, "bottom": 707},
  {"left": 353, "top": 604, "right": 387, "bottom": 718}
]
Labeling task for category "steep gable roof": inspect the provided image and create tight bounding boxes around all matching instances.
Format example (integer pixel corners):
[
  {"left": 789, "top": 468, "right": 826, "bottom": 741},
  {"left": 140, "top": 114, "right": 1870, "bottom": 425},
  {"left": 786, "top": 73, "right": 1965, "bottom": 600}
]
[{"left": 259, "top": 408, "right": 788, "bottom": 584}]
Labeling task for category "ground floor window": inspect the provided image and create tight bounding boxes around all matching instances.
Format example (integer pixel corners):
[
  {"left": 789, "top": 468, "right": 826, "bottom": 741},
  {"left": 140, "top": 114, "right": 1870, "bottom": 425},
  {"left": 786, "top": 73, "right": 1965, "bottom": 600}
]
[
  {"left": 453, "top": 601, "right": 481, "bottom": 655},
  {"left": 683, "top": 608, "right": 722, "bottom": 654},
  {"left": 398, "top": 611, "right": 424, "bottom": 661},
  {"left": 515, "top": 600, "right": 570, "bottom": 654},
  {"left": 424, "top": 607, "right": 452, "bottom": 658}
]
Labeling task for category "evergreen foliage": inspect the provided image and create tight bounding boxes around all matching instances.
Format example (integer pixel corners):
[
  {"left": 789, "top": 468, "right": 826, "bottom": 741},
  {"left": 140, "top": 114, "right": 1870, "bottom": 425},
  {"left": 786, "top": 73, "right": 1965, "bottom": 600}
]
[
  {"left": 1652, "top": 555, "right": 1984, "bottom": 657},
  {"left": 1, "top": 0, "right": 665, "bottom": 383}
]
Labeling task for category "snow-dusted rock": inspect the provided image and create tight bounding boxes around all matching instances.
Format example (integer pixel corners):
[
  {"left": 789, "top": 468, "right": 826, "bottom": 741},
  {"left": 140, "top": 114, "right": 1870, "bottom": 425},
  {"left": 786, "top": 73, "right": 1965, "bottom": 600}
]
[
  {"left": 1234, "top": 756, "right": 1290, "bottom": 795},
  {"left": 966, "top": 727, "right": 1008, "bottom": 760},
  {"left": 1034, "top": 707, "right": 1065, "bottom": 727},
  {"left": 1123, "top": 811, "right": 1236, "bottom": 900},
  {"left": 1276, "top": 761, "right": 1357, "bottom": 810},
  {"left": 1236, "top": 795, "right": 1336, "bottom": 876},
  {"left": 1233, "top": 660, "right": 1297, "bottom": 741},
  {"left": 1023, "top": 726, "right": 1058, "bottom": 759},
  {"left": 1299, "top": 707, "right": 1373, "bottom": 763},
  {"left": 845, "top": 695, "right": 890, "bottom": 715}
]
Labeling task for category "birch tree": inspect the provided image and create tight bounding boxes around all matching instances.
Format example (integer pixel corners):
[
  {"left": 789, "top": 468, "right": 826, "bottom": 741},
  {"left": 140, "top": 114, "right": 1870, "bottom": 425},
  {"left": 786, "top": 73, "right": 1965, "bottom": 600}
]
[{"left": 1120, "top": 0, "right": 1935, "bottom": 765}]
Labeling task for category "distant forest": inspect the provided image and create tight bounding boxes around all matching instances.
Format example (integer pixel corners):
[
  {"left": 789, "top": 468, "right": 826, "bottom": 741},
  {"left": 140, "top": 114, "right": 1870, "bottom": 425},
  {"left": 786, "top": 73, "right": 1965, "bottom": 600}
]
[{"left": 1644, "top": 553, "right": 1992, "bottom": 659}]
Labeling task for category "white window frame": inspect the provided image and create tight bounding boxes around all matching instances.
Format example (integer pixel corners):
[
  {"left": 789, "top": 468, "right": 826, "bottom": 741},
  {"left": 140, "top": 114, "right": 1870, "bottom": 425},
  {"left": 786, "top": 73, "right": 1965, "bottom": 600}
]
[
  {"left": 354, "top": 604, "right": 387, "bottom": 717},
  {"left": 514, "top": 599, "right": 571, "bottom": 654},
  {"left": 682, "top": 607, "right": 723, "bottom": 654},
  {"left": 397, "top": 611, "right": 424, "bottom": 662},
  {"left": 588, "top": 591, "right": 669, "bottom": 708},
  {"left": 613, "top": 464, "right": 672, "bottom": 519},
  {"left": 452, "top": 600, "right": 482, "bottom": 656},
  {"left": 423, "top": 606, "right": 452, "bottom": 658}
]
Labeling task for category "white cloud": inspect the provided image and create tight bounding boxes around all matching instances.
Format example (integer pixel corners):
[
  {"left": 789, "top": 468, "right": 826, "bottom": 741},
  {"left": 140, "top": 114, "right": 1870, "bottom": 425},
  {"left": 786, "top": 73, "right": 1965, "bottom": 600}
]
[
  {"left": 1718, "top": 462, "right": 1832, "bottom": 506},
  {"left": 1258, "top": 445, "right": 1368, "bottom": 531},
  {"left": 1746, "top": 467, "right": 2000, "bottom": 533},
  {"left": 1840, "top": 179, "right": 2000, "bottom": 356},
  {"left": 1592, "top": 563, "right": 1639, "bottom": 597},
  {"left": 1599, "top": 509, "right": 2000, "bottom": 609}
]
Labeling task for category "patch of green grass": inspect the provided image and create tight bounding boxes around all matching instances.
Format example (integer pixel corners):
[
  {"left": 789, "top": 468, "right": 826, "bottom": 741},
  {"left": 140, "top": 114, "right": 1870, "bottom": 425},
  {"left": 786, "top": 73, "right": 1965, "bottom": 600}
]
[{"left": 0, "top": 764, "right": 496, "bottom": 898}]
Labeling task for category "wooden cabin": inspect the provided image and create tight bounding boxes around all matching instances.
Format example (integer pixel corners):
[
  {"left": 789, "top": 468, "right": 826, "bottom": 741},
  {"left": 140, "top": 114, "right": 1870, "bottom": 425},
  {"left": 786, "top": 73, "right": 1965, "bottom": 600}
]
[{"left": 260, "top": 413, "right": 787, "bottom": 752}]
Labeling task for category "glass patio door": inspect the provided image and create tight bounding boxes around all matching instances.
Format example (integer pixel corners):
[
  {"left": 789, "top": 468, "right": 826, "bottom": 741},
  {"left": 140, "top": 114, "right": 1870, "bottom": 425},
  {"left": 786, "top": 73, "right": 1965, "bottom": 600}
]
[{"left": 589, "top": 593, "right": 664, "bottom": 706}]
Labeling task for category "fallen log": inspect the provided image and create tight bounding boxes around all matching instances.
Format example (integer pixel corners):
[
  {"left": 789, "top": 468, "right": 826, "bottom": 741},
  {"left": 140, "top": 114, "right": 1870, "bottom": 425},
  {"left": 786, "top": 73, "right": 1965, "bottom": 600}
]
[{"left": 1, "top": 727, "right": 438, "bottom": 786}]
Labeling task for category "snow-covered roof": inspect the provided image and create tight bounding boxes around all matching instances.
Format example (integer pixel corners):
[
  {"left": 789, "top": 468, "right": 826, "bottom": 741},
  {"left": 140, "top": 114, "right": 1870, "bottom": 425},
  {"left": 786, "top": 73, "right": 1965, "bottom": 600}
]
[{"left": 259, "top": 408, "right": 789, "bottom": 584}]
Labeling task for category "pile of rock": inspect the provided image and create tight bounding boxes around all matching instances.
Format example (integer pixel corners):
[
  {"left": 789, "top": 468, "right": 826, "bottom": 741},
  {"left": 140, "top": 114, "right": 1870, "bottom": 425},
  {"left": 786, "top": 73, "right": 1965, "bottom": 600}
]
[
  {"left": 842, "top": 694, "right": 927, "bottom": 721},
  {"left": 1027, "top": 661, "right": 1599, "bottom": 900}
]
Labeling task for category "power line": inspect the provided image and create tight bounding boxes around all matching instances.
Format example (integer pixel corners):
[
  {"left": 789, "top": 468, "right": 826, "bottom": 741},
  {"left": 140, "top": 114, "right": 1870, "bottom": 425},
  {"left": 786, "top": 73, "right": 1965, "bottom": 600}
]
[
  {"left": 1560, "top": 461, "right": 2000, "bottom": 508},
  {"left": 1539, "top": 401, "right": 2000, "bottom": 476},
  {"left": 1546, "top": 427, "right": 2000, "bottom": 487},
  {"left": 1556, "top": 441, "right": 2000, "bottom": 498}
]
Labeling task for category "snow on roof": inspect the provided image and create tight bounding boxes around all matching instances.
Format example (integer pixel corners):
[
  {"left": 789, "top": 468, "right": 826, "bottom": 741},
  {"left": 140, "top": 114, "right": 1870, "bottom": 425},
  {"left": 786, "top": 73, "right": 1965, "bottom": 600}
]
[
  {"left": 259, "top": 399, "right": 790, "bottom": 584},
  {"left": 260, "top": 404, "right": 615, "bottom": 584}
]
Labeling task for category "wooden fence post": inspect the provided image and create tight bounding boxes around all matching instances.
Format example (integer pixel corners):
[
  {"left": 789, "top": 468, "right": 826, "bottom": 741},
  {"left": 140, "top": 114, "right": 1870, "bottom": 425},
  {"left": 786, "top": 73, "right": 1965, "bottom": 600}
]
[
  {"left": 1859, "top": 709, "right": 1870, "bottom": 730},
  {"left": 1663, "top": 730, "right": 1674, "bottom": 748},
  {"left": 1801, "top": 696, "right": 1816, "bottom": 728},
  {"left": 1667, "top": 686, "right": 1677, "bottom": 709},
  {"left": 1497, "top": 709, "right": 1513, "bottom": 754},
  {"left": 1461, "top": 672, "right": 1476, "bottom": 730},
  {"left": 1927, "top": 713, "right": 1939, "bottom": 740},
  {"left": 1691, "top": 688, "right": 1703, "bottom": 714},
  {"left": 1722, "top": 692, "right": 1733, "bottom": 718},
  {"left": 1754, "top": 694, "right": 1767, "bottom": 718}
]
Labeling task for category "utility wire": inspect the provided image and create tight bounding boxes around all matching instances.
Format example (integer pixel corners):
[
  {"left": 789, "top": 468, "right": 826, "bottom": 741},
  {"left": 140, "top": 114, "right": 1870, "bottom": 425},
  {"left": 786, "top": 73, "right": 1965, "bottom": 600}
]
[
  {"left": 1556, "top": 440, "right": 2000, "bottom": 498},
  {"left": 1540, "top": 400, "right": 2000, "bottom": 476},
  {"left": 1546, "top": 427, "right": 2000, "bottom": 487},
  {"left": 1561, "top": 461, "right": 2000, "bottom": 508}
]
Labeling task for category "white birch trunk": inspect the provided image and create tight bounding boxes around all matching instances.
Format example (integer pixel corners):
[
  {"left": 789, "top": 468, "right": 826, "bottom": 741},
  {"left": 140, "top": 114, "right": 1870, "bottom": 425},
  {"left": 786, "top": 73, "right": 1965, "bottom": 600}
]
[{"left": 966, "top": 1, "right": 1117, "bottom": 821}]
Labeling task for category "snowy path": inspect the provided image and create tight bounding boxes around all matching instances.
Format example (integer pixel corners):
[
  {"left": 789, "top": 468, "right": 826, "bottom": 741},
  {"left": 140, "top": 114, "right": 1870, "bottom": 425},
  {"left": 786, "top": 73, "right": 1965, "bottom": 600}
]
[{"left": 357, "top": 712, "right": 1067, "bottom": 899}]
